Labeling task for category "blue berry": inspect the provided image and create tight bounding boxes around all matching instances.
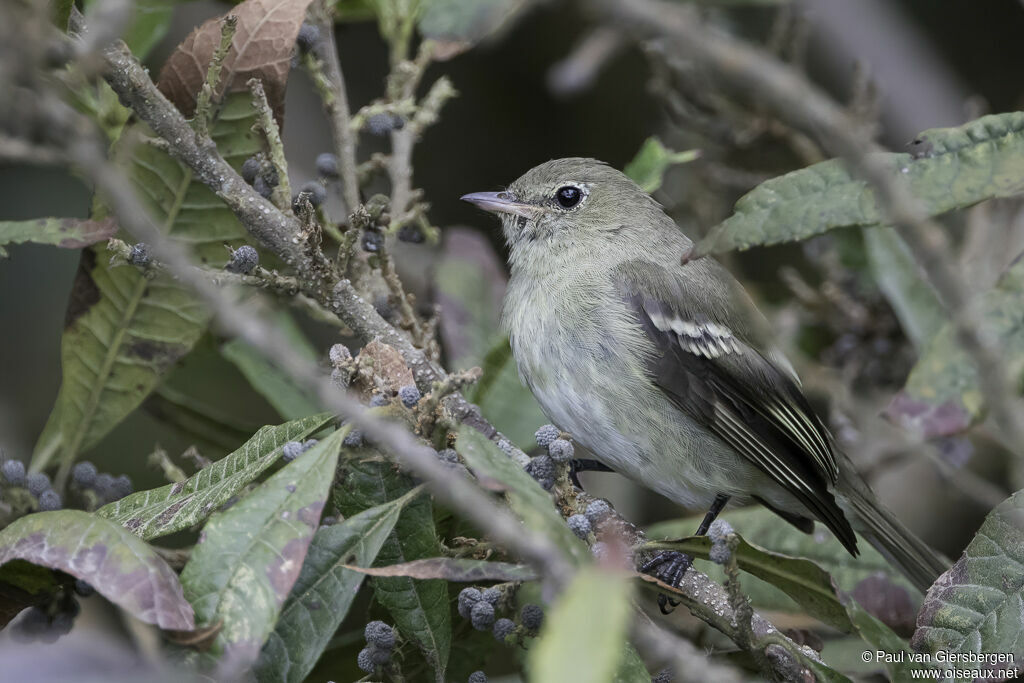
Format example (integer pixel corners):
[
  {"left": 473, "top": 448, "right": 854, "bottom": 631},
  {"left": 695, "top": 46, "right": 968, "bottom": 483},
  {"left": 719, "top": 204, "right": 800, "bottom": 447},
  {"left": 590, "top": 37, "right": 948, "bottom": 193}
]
[
  {"left": 398, "top": 224, "right": 424, "bottom": 243},
  {"left": 253, "top": 175, "right": 273, "bottom": 199},
  {"left": 297, "top": 180, "right": 326, "bottom": 207},
  {"left": 469, "top": 673, "right": 487, "bottom": 683},
  {"left": 296, "top": 23, "right": 320, "bottom": 53},
  {"left": 356, "top": 647, "right": 375, "bottom": 673},
  {"left": 457, "top": 587, "right": 481, "bottom": 619},
  {"left": 366, "top": 112, "right": 402, "bottom": 136},
  {"left": 437, "top": 448, "right": 459, "bottom": 465},
  {"left": 26, "top": 473, "right": 51, "bottom": 497},
  {"left": 525, "top": 455, "right": 555, "bottom": 490},
  {"left": 71, "top": 461, "right": 97, "bottom": 487},
  {"left": 547, "top": 438, "right": 574, "bottom": 463},
  {"left": 652, "top": 668, "right": 673, "bottom": 682},
  {"left": 241, "top": 156, "right": 260, "bottom": 184},
  {"left": 342, "top": 429, "right": 363, "bottom": 448},
  {"left": 111, "top": 475, "right": 133, "bottom": 500},
  {"left": 316, "top": 152, "right": 339, "bottom": 178},
  {"left": 584, "top": 500, "right": 611, "bottom": 524},
  {"left": 369, "top": 394, "right": 389, "bottom": 407},
  {"left": 329, "top": 344, "right": 351, "bottom": 365},
  {"left": 362, "top": 230, "right": 384, "bottom": 253},
  {"left": 470, "top": 600, "right": 495, "bottom": 631},
  {"left": 282, "top": 441, "right": 304, "bottom": 462},
  {"left": 225, "top": 245, "right": 258, "bottom": 274},
  {"left": 520, "top": 603, "right": 543, "bottom": 631},
  {"left": 567, "top": 514, "right": 591, "bottom": 539},
  {"left": 94, "top": 473, "right": 116, "bottom": 500},
  {"left": 2, "top": 460, "right": 26, "bottom": 486},
  {"left": 481, "top": 587, "right": 500, "bottom": 606},
  {"left": 709, "top": 540, "right": 731, "bottom": 565},
  {"left": 364, "top": 620, "right": 395, "bottom": 649},
  {"left": 38, "top": 490, "right": 62, "bottom": 511},
  {"left": 398, "top": 384, "right": 421, "bottom": 408},
  {"left": 707, "top": 519, "right": 734, "bottom": 544},
  {"left": 534, "top": 424, "right": 560, "bottom": 447},
  {"left": 492, "top": 617, "right": 515, "bottom": 641}
]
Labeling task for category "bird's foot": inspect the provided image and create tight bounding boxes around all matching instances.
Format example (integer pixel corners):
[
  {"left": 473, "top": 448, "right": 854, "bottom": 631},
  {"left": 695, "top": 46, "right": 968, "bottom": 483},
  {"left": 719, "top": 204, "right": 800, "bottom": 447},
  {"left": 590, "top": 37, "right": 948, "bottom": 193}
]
[{"left": 641, "top": 550, "right": 692, "bottom": 615}]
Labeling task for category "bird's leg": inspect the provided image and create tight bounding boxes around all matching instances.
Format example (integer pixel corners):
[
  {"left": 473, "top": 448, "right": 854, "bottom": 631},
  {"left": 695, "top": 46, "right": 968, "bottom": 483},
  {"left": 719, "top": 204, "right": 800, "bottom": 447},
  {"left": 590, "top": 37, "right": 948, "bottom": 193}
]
[
  {"left": 642, "top": 493, "right": 730, "bottom": 614},
  {"left": 568, "top": 459, "right": 614, "bottom": 489}
]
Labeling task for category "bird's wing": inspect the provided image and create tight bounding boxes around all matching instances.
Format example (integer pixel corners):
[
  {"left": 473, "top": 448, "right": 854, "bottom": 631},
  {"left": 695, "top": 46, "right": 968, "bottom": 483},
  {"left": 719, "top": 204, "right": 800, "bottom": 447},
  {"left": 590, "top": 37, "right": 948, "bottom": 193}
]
[{"left": 613, "top": 259, "right": 857, "bottom": 554}]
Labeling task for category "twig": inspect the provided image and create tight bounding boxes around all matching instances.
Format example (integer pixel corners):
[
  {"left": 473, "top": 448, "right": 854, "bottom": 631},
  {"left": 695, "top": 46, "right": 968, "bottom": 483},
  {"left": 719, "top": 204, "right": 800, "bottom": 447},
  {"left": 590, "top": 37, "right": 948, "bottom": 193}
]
[
  {"left": 309, "top": 0, "right": 360, "bottom": 213},
  {"left": 249, "top": 78, "right": 292, "bottom": 210},
  {"left": 193, "top": 15, "right": 236, "bottom": 137}
]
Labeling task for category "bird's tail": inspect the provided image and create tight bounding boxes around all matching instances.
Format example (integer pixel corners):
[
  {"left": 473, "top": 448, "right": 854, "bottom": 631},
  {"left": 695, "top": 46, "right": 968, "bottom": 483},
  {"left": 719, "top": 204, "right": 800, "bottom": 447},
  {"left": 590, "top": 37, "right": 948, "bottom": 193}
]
[{"left": 841, "top": 483, "right": 948, "bottom": 593}]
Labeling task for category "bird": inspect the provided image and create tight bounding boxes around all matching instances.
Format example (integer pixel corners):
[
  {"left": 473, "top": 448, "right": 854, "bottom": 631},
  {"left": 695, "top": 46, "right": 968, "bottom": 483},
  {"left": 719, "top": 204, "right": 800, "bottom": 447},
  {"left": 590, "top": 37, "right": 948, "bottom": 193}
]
[{"left": 460, "top": 157, "right": 946, "bottom": 609}]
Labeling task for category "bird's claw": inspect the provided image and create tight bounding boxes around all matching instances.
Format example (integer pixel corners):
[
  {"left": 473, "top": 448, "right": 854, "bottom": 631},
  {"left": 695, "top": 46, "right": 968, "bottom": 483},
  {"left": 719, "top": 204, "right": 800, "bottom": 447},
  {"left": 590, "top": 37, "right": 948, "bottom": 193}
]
[{"left": 641, "top": 550, "right": 692, "bottom": 615}]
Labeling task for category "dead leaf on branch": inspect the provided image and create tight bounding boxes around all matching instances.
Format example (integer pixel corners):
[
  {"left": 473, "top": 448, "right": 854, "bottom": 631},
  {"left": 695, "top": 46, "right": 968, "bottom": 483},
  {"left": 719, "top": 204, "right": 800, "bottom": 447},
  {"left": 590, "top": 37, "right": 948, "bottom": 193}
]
[{"left": 157, "top": 0, "right": 314, "bottom": 123}]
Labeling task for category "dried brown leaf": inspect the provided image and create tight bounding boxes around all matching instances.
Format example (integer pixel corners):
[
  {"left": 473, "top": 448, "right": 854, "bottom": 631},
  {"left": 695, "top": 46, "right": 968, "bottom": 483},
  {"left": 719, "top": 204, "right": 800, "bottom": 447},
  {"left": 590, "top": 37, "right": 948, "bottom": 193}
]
[{"left": 156, "top": 0, "right": 313, "bottom": 122}]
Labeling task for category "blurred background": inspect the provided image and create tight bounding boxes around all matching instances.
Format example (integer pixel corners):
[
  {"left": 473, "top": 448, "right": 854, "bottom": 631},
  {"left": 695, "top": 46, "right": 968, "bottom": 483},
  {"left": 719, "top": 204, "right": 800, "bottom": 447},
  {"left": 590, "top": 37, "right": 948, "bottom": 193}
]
[{"left": 2, "top": 0, "right": 1024, "bottom": 621}]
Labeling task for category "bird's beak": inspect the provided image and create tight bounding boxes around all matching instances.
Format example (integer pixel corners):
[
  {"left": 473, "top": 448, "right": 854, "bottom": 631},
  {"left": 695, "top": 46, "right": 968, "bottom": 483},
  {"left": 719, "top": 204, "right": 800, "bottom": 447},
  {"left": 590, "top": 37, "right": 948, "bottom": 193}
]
[{"left": 460, "top": 191, "right": 538, "bottom": 219}]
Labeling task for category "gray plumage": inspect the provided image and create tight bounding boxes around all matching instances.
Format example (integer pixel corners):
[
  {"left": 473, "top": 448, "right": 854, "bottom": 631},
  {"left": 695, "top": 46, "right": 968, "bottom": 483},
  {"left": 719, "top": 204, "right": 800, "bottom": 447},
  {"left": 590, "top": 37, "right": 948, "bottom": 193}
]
[{"left": 462, "top": 157, "right": 946, "bottom": 591}]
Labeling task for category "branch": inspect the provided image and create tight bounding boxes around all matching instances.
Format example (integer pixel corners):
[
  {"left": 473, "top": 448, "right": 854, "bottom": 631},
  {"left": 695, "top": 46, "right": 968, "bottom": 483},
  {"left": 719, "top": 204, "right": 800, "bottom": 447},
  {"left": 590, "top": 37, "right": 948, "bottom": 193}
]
[{"left": 309, "top": 0, "right": 360, "bottom": 212}]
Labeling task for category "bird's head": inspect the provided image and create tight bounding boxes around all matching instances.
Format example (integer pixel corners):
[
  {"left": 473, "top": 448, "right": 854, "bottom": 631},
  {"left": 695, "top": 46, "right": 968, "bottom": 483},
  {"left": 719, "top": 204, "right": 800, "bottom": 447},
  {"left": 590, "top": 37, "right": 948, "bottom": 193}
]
[{"left": 460, "top": 158, "right": 674, "bottom": 265}]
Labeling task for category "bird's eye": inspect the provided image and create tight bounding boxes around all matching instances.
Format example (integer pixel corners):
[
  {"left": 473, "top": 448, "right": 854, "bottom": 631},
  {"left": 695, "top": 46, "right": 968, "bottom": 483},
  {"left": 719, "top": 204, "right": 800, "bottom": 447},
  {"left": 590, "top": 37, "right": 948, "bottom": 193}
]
[{"left": 555, "top": 186, "right": 582, "bottom": 209}]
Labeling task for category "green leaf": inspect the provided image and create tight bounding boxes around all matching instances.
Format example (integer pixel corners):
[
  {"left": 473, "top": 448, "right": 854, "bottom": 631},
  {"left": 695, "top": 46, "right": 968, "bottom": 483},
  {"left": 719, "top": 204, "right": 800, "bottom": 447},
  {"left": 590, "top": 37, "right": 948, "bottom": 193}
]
[
  {"left": 456, "top": 426, "right": 588, "bottom": 564},
  {"left": 839, "top": 594, "right": 923, "bottom": 681},
  {"left": 887, "top": 256, "right": 1024, "bottom": 438},
  {"left": 435, "top": 229, "right": 546, "bottom": 446},
  {"left": 120, "top": 0, "right": 175, "bottom": 60},
  {"left": 694, "top": 112, "right": 1024, "bottom": 257},
  {"left": 646, "top": 533, "right": 854, "bottom": 632},
  {"left": 623, "top": 136, "right": 700, "bottom": 194},
  {"left": 256, "top": 493, "right": 413, "bottom": 683},
  {"left": 0, "top": 510, "right": 194, "bottom": 630},
  {"left": 863, "top": 227, "right": 945, "bottom": 349},
  {"left": 179, "top": 428, "right": 342, "bottom": 667},
  {"left": 911, "top": 488, "right": 1024, "bottom": 675},
  {"left": 614, "top": 645, "right": 652, "bottom": 683},
  {"left": 333, "top": 454, "right": 451, "bottom": 681},
  {"left": 84, "top": 0, "right": 174, "bottom": 60},
  {"left": 32, "top": 94, "right": 262, "bottom": 472},
  {"left": 221, "top": 311, "right": 320, "bottom": 420},
  {"left": 527, "top": 568, "right": 632, "bottom": 683},
  {"left": 0, "top": 217, "right": 116, "bottom": 258},
  {"left": 418, "top": 0, "right": 532, "bottom": 48},
  {"left": 97, "top": 414, "right": 332, "bottom": 540}
]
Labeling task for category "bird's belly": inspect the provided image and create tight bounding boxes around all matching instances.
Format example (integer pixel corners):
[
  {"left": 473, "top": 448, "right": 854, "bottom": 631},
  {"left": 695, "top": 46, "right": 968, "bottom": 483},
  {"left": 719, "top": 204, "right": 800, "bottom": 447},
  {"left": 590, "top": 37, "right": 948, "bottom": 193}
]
[{"left": 520, "top": 342, "right": 765, "bottom": 510}]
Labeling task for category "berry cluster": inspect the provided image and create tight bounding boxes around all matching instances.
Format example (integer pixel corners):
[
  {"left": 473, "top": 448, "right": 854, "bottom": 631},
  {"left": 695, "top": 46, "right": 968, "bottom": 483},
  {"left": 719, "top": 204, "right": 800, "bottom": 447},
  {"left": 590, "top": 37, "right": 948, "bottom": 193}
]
[
  {"left": 356, "top": 620, "right": 396, "bottom": 674},
  {"left": 1, "top": 459, "right": 62, "bottom": 512},
  {"left": 70, "top": 461, "right": 133, "bottom": 508},
  {"left": 457, "top": 587, "right": 544, "bottom": 645},
  {"left": 240, "top": 154, "right": 280, "bottom": 200},
  {"left": 524, "top": 425, "right": 576, "bottom": 490},
  {"left": 10, "top": 580, "right": 93, "bottom": 644}
]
